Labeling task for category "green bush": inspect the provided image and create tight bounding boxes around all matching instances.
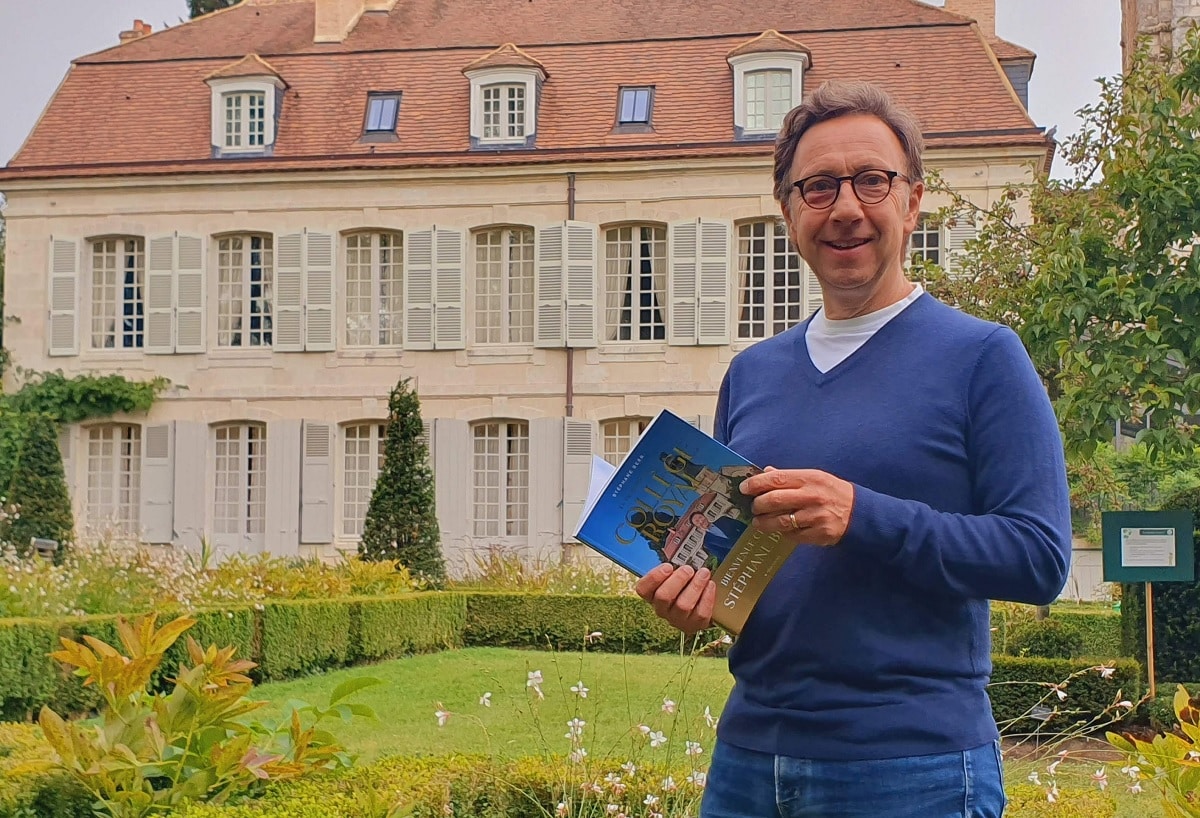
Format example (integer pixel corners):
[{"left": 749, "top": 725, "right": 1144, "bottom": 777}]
[
  {"left": 259, "top": 599, "right": 352, "bottom": 681},
  {"left": 1051, "top": 609, "right": 1123, "bottom": 657},
  {"left": 1122, "top": 486, "right": 1200, "bottom": 681},
  {"left": 158, "top": 607, "right": 256, "bottom": 686},
  {"left": 462, "top": 592, "right": 716, "bottom": 653},
  {"left": 1006, "top": 618, "right": 1084, "bottom": 659},
  {"left": 351, "top": 593, "right": 465, "bottom": 662},
  {"left": 0, "top": 411, "right": 73, "bottom": 558},
  {"left": 0, "top": 723, "right": 92, "bottom": 818},
  {"left": 988, "top": 655, "right": 1141, "bottom": 734},
  {"left": 1003, "top": 783, "right": 1115, "bottom": 817},
  {"left": 0, "top": 618, "right": 60, "bottom": 721}
]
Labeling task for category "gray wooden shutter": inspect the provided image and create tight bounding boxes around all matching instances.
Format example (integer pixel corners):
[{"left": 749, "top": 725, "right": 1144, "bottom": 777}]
[
  {"left": 433, "top": 227, "right": 465, "bottom": 349},
  {"left": 58, "top": 425, "right": 76, "bottom": 511},
  {"left": 265, "top": 420, "right": 301, "bottom": 556},
  {"left": 145, "top": 235, "right": 176, "bottom": 354},
  {"left": 564, "top": 221, "right": 599, "bottom": 348},
  {"left": 172, "top": 422, "right": 208, "bottom": 551},
  {"left": 945, "top": 219, "right": 977, "bottom": 278},
  {"left": 140, "top": 422, "right": 176, "bottom": 544},
  {"left": 433, "top": 419, "right": 471, "bottom": 570},
  {"left": 561, "top": 418, "right": 596, "bottom": 542},
  {"left": 175, "top": 235, "right": 206, "bottom": 353},
  {"left": 304, "top": 231, "right": 336, "bottom": 351},
  {"left": 535, "top": 223, "right": 566, "bottom": 348},
  {"left": 48, "top": 238, "right": 79, "bottom": 356},
  {"left": 274, "top": 232, "right": 304, "bottom": 351},
  {"left": 404, "top": 229, "right": 435, "bottom": 350},
  {"left": 697, "top": 219, "right": 732, "bottom": 345},
  {"left": 300, "top": 420, "right": 334, "bottom": 544},
  {"left": 528, "top": 418, "right": 563, "bottom": 558},
  {"left": 805, "top": 261, "right": 824, "bottom": 316},
  {"left": 668, "top": 220, "right": 699, "bottom": 345}
]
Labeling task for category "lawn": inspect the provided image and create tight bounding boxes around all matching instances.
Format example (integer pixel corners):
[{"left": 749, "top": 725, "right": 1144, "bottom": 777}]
[{"left": 251, "top": 647, "right": 1168, "bottom": 817}]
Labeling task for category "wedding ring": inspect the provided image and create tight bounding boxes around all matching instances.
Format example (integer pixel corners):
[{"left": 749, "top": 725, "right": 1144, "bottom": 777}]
[{"left": 787, "top": 512, "right": 799, "bottom": 531}]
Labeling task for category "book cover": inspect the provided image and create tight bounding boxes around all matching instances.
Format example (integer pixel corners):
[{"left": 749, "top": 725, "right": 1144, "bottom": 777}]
[{"left": 573, "top": 409, "right": 797, "bottom": 635}]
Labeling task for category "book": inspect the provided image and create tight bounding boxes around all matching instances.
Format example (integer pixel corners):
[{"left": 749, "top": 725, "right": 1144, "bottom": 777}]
[{"left": 573, "top": 409, "right": 797, "bottom": 635}]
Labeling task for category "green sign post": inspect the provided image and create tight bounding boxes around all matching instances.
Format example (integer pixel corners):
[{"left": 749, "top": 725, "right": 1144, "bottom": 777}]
[{"left": 1102, "top": 510, "right": 1195, "bottom": 698}]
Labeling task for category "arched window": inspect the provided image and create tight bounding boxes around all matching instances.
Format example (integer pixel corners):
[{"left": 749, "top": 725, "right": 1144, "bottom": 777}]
[
  {"left": 85, "top": 423, "right": 141, "bottom": 538},
  {"left": 604, "top": 224, "right": 666, "bottom": 342},
  {"left": 736, "top": 219, "right": 813, "bottom": 339},
  {"left": 217, "top": 234, "right": 273, "bottom": 347},
  {"left": 90, "top": 237, "right": 145, "bottom": 349},
  {"left": 342, "top": 421, "right": 386, "bottom": 537},
  {"left": 601, "top": 417, "right": 651, "bottom": 466},
  {"left": 474, "top": 227, "right": 535, "bottom": 344},
  {"left": 345, "top": 231, "right": 403, "bottom": 346},
  {"left": 471, "top": 420, "right": 529, "bottom": 537},
  {"left": 213, "top": 422, "right": 267, "bottom": 540}
]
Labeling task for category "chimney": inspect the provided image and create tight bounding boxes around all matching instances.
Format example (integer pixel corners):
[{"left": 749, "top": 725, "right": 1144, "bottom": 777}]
[
  {"left": 943, "top": 0, "right": 996, "bottom": 40},
  {"left": 314, "top": 0, "right": 367, "bottom": 43},
  {"left": 118, "top": 19, "right": 153, "bottom": 44}
]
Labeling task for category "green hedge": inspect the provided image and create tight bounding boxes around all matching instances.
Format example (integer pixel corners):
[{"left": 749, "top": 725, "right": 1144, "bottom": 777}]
[
  {"left": 989, "top": 606, "right": 1122, "bottom": 659},
  {"left": 352, "top": 594, "right": 465, "bottom": 661},
  {"left": 988, "top": 655, "right": 1141, "bottom": 733}
]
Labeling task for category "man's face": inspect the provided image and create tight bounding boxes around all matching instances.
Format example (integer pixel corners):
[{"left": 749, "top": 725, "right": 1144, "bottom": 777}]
[{"left": 781, "top": 113, "right": 923, "bottom": 312}]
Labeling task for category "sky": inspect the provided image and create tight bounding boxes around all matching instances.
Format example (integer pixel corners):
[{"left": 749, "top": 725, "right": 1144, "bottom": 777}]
[{"left": 0, "top": 0, "right": 1123, "bottom": 177}]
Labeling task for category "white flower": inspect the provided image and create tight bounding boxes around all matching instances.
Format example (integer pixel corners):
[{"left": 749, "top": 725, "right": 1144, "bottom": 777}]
[
  {"left": 1092, "top": 768, "right": 1108, "bottom": 790},
  {"left": 720, "top": 634, "right": 732, "bottom": 644},
  {"left": 569, "top": 747, "right": 588, "bottom": 764},
  {"left": 1117, "top": 700, "right": 1133, "bottom": 709},
  {"left": 643, "top": 794, "right": 660, "bottom": 807},
  {"left": 1121, "top": 765, "right": 1140, "bottom": 778},
  {"left": 1053, "top": 686, "right": 1067, "bottom": 701},
  {"left": 435, "top": 705, "right": 451, "bottom": 727},
  {"left": 555, "top": 802, "right": 568, "bottom": 817},
  {"left": 621, "top": 761, "right": 637, "bottom": 776},
  {"left": 1047, "top": 759, "right": 1063, "bottom": 776},
  {"left": 1096, "top": 665, "right": 1116, "bottom": 679},
  {"left": 571, "top": 680, "right": 590, "bottom": 698},
  {"left": 586, "top": 631, "right": 603, "bottom": 643},
  {"left": 479, "top": 692, "right": 492, "bottom": 707},
  {"left": 606, "top": 805, "right": 620, "bottom": 814},
  {"left": 686, "top": 770, "right": 707, "bottom": 788},
  {"left": 527, "top": 670, "right": 544, "bottom": 687},
  {"left": 638, "top": 724, "right": 651, "bottom": 735},
  {"left": 662, "top": 698, "right": 677, "bottom": 714},
  {"left": 1187, "top": 751, "right": 1200, "bottom": 762},
  {"left": 604, "top": 772, "right": 622, "bottom": 786},
  {"left": 1027, "top": 771, "right": 1041, "bottom": 785},
  {"left": 1046, "top": 783, "right": 1059, "bottom": 803},
  {"left": 566, "top": 718, "right": 586, "bottom": 740},
  {"left": 649, "top": 730, "right": 667, "bottom": 748},
  {"left": 660, "top": 776, "right": 677, "bottom": 792},
  {"left": 1129, "top": 781, "right": 1143, "bottom": 794},
  {"left": 704, "top": 706, "right": 719, "bottom": 729},
  {"left": 685, "top": 740, "right": 703, "bottom": 756}
]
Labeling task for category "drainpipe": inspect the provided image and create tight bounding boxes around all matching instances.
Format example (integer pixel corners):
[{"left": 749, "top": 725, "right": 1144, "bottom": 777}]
[{"left": 565, "top": 172, "right": 577, "bottom": 417}]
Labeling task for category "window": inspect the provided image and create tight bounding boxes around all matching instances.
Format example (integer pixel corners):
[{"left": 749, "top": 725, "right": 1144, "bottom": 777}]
[
  {"left": 472, "top": 420, "right": 528, "bottom": 537},
  {"left": 223, "top": 92, "right": 266, "bottom": 149},
  {"left": 744, "top": 70, "right": 791, "bottom": 133},
  {"left": 342, "top": 423, "right": 386, "bottom": 537},
  {"left": 90, "top": 238, "right": 145, "bottom": 349},
  {"left": 911, "top": 214, "right": 942, "bottom": 267},
  {"left": 474, "top": 227, "right": 534, "bottom": 344},
  {"left": 482, "top": 84, "right": 526, "bottom": 140},
  {"left": 217, "top": 234, "right": 273, "bottom": 347},
  {"left": 601, "top": 417, "right": 651, "bottom": 466},
  {"left": 213, "top": 423, "right": 267, "bottom": 538},
  {"left": 736, "top": 219, "right": 805, "bottom": 339},
  {"left": 618, "top": 87, "right": 653, "bottom": 124},
  {"left": 364, "top": 93, "right": 400, "bottom": 133},
  {"left": 345, "top": 232, "right": 403, "bottom": 346},
  {"left": 85, "top": 424, "right": 141, "bottom": 538},
  {"left": 604, "top": 225, "right": 667, "bottom": 342}
]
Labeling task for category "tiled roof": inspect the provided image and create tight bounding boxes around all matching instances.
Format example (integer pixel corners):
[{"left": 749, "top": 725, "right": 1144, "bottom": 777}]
[
  {"left": 204, "top": 53, "right": 285, "bottom": 82},
  {"left": 989, "top": 38, "right": 1036, "bottom": 61},
  {"left": 727, "top": 30, "right": 813, "bottom": 61},
  {"left": 1, "top": 0, "right": 1048, "bottom": 179},
  {"left": 462, "top": 43, "right": 547, "bottom": 74}
]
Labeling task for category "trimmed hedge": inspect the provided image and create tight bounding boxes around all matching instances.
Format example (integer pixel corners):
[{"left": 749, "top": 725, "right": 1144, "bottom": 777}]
[
  {"left": 988, "top": 655, "right": 1142, "bottom": 733},
  {"left": 352, "top": 594, "right": 465, "bottom": 661},
  {"left": 990, "top": 606, "right": 1122, "bottom": 659}
]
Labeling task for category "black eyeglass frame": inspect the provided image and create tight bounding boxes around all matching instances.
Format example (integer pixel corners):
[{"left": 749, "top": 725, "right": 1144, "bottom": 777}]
[{"left": 792, "top": 168, "right": 912, "bottom": 210}]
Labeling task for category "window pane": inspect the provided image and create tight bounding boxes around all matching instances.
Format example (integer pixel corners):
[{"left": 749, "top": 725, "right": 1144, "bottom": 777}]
[
  {"left": 737, "top": 219, "right": 805, "bottom": 339},
  {"left": 604, "top": 224, "right": 666, "bottom": 342},
  {"left": 619, "top": 90, "right": 636, "bottom": 123},
  {"left": 91, "top": 238, "right": 144, "bottom": 350}
]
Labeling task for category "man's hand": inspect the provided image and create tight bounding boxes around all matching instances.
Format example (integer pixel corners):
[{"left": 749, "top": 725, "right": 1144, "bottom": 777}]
[
  {"left": 739, "top": 467, "right": 855, "bottom": 545},
  {"left": 635, "top": 563, "right": 716, "bottom": 634}
]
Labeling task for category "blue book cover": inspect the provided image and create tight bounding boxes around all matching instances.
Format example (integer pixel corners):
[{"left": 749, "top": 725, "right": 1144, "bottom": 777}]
[{"left": 573, "top": 409, "right": 796, "bottom": 634}]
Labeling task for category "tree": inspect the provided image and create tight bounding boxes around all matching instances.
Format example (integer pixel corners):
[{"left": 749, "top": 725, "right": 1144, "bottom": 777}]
[
  {"left": 0, "top": 411, "right": 73, "bottom": 559},
  {"left": 359, "top": 378, "right": 445, "bottom": 583},
  {"left": 188, "top": 0, "right": 240, "bottom": 18},
  {"left": 923, "top": 28, "right": 1200, "bottom": 456}
]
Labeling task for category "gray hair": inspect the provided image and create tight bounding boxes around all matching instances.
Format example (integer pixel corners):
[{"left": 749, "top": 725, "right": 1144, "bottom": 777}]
[{"left": 773, "top": 80, "right": 925, "bottom": 208}]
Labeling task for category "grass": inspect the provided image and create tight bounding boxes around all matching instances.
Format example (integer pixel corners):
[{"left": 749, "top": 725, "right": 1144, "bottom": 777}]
[{"left": 250, "top": 647, "right": 1171, "bottom": 817}]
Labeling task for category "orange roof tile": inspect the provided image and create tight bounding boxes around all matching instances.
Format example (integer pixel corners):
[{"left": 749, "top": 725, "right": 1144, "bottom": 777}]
[
  {"left": 727, "top": 30, "right": 813, "bottom": 61},
  {"left": 462, "top": 43, "right": 547, "bottom": 75},
  {"left": 204, "top": 53, "right": 285, "bottom": 82},
  {"left": 0, "top": 0, "right": 1049, "bottom": 181},
  {"left": 989, "top": 38, "right": 1036, "bottom": 61}
]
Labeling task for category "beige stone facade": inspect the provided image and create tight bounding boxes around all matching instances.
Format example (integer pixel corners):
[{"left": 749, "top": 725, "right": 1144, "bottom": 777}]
[{"left": 1122, "top": 0, "right": 1200, "bottom": 68}]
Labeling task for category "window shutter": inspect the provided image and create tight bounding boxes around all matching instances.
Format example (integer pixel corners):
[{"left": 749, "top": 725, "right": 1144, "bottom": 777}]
[
  {"left": 300, "top": 420, "right": 334, "bottom": 543},
  {"left": 535, "top": 223, "right": 566, "bottom": 347},
  {"left": 145, "top": 235, "right": 176, "bottom": 354},
  {"left": 47, "top": 238, "right": 79, "bottom": 356},
  {"left": 304, "top": 231, "right": 336, "bottom": 351},
  {"left": 668, "top": 220, "right": 699, "bottom": 345},
  {"left": 528, "top": 418, "right": 563, "bottom": 557},
  {"left": 433, "top": 227, "right": 465, "bottom": 349},
  {"left": 172, "top": 422, "right": 208, "bottom": 551},
  {"left": 432, "top": 419, "right": 471, "bottom": 569},
  {"left": 274, "top": 232, "right": 304, "bottom": 351},
  {"left": 264, "top": 419, "right": 301, "bottom": 556},
  {"left": 945, "top": 219, "right": 976, "bottom": 278},
  {"left": 805, "top": 262, "right": 824, "bottom": 316},
  {"left": 564, "top": 221, "right": 599, "bottom": 348},
  {"left": 561, "top": 418, "right": 596, "bottom": 542},
  {"left": 176, "top": 235, "right": 206, "bottom": 353},
  {"left": 139, "top": 422, "right": 176, "bottom": 544},
  {"left": 698, "top": 220, "right": 732, "bottom": 345},
  {"left": 58, "top": 425, "right": 76, "bottom": 509},
  {"left": 404, "top": 229, "right": 435, "bottom": 350}
]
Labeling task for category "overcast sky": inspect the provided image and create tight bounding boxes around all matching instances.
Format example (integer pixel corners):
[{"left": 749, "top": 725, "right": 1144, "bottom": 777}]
[{"left": 0, "top": 0, "right": 1122, "bottom": 178}]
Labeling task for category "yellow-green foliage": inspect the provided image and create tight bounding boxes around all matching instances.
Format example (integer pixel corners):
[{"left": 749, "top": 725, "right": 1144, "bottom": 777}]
[
  {"left": 1004, "top": 783, "right": 1116, "bottom": 817},
  {"left": 352, "top": 594, "right": 465, "bottom": 661},
  {"left": 1108, "top": 684, "right": 1200, "bottom": 816},
  {"left": 0, "top": 722, "right": 53, "bottom": 812},
  {"left": 463, "top": 592, "right": 717, "bottom": 653}
]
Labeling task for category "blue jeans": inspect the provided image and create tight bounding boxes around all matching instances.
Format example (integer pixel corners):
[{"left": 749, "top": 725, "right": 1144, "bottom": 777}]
[{"left": 701, "top": 738, "right": 1007, "bottom": 818}]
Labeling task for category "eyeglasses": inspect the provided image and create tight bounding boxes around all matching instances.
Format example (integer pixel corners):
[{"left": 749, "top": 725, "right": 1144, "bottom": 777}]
[{"left": 792, "top": 169, "right": 911, "bottom": 209}]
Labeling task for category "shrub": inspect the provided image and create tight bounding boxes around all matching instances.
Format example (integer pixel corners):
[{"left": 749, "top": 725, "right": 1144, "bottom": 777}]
[
  {"left": 351, "top": 593, "right": 466, "bottom": 662},
  {"left": 258, "top": 599, "right": 353, "bottom": 681},
  {"left": 360, "top": 378, "right": 445, "bottom": 584},
  {"left": 1007, "top": 618, "right": 1084, "bottom": 659},
  {"left": 0, "top": 411, "right": 72, "bottom": 558},
  {"left": 988, "top": 656, "right": 1141, "bottom": 734},
  {"left": 1108, "top": 683, "right": 1200, "bottom": 816}
]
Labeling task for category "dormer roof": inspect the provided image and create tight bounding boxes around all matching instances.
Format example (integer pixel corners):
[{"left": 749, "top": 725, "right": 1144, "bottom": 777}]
[
  {"left": 726, "top": 29, "right": 813, "bottom": 62},
  {"left": 204, "top": 53, "right": 286, "bottom": 84},
  {"left": 462, "top": 43, "right": 547, "bottom": 76}
]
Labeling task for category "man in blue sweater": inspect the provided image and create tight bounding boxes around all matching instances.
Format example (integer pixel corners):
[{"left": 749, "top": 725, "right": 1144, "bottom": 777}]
[{"left": 635, "top": 80, "right": 1072, "bottom": 817}]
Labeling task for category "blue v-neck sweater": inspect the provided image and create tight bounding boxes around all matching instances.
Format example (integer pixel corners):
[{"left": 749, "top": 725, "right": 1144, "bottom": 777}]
[{"left": 714, "top": 293, "right": 1071, "bottom": 761}]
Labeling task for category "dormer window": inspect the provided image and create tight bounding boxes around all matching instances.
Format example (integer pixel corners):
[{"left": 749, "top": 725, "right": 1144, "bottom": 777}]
[
  {"left": 618, "top": 87, "right": 653, "bottom": 125},
  {"left": 463, "top": 44, "right": 547, "bottom": 148},
  {"left": 364, "top": 93, "right": 401, "bottom": 134},
  {"left": 204, "top": 54, "right": 286, "bottom": 157},
  {"left": 726, "top": 31, "right": 812, "bottom": 139}
]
